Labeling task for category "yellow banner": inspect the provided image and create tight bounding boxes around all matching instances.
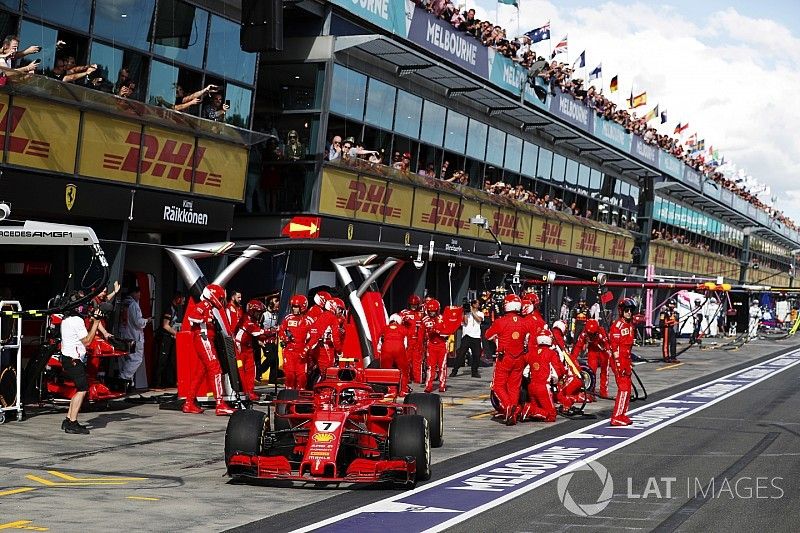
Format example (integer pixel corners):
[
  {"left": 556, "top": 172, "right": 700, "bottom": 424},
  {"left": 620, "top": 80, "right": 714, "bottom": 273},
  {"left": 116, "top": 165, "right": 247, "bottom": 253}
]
[
  {"left": 387, "top": 181, "right": 414, "bottom": 227},
  {"left": 319, "top": 167, "right": 355, "bottom": 217},
  {"left": 571, "top": 226, "right": 602, "bottom": 257},
  {"left": 671, "top": 249, "right": 687, "bottom": 272},
  {"left": 531, "top": 216, "right": 568, "bottom": 251},
  {"left": 79, "top": 112, "right": 139, "bottom": 183},
  {"left": 411, "top": 188, "right": 439, "bottom": 232},
  {"left": 429, "top": 193, "right": 465, "bottom": 235},
  {"left": 687, "top": 252, "right": 703, "bottom": 274},
  {"left": 5, "top": 96, "right": 79, "bottom": 173},
  {"left": 606, "top": 233, "right": 630, "bottom": 263},
  {"left": 458, "top": 198, "right": 483, "bottom": 239},
  {"left": 593, "top": 230, "right": 608, "bottom": 259},
  {"left": 513, "top": 212, "right": 532, "bottom": 246},
  {"left": 194, "top": 139, "right": 247, "bottom": 200},
  {"left": 138, "top": 126, "right": 193, "bottom": 193},
  {"left": 491, "top": 208, "right": 525, "bottom": 244}
]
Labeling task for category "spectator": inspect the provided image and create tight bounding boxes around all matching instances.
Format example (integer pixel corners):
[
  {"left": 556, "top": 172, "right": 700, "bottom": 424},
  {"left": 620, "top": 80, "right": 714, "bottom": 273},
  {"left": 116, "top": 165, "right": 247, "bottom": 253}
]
[
  {"left": 328, "top": 135, "right": 343, "bottom": 161},
  {"left": 0, "top": 35, "right": 39, "bottom": 79},
  {"left": 115, "top": 66, "right": 138, "bottom": 99},
  {"left": 202, "top": 92, "right": 229, "bottom": 122},
  {"left": 175, "top": 83, "right": 216, "bottom": 112}
]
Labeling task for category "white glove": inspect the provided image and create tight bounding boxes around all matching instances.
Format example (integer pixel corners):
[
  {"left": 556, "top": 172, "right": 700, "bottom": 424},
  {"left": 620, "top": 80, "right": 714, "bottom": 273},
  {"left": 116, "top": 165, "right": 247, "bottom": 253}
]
[{"left": 522, "top": 365, "right": 531, "bottom": 378}]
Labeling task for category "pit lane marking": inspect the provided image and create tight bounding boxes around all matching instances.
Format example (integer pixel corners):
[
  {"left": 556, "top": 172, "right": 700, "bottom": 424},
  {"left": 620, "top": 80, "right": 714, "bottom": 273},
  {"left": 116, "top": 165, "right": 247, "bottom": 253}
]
[
  {"left": 468, "top": 410, "right": 496, "bottom": 420},
  {"left": 296, "top": 347, "right": 800, "bottom": 533},
  {"left": 126, "top": 496, "right": 160, "bottom": 501},
  {"left": 0, "top": 521, "right": 48, "bottom": 531},
  {"left": 26, "top": 470, "right": 147, "bottom": 487},
  {"left": 656, "top": 362, "right": 685, "bottom": 371},
  {"left": 0, "top": 488, "right": 37, "bottom": 497}
]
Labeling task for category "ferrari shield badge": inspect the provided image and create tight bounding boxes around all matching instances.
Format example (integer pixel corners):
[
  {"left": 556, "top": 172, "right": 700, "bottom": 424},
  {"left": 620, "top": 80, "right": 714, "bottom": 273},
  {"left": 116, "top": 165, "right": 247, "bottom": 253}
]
[{"left": 65, "top": 183, "right": 77, "bottom": 211}]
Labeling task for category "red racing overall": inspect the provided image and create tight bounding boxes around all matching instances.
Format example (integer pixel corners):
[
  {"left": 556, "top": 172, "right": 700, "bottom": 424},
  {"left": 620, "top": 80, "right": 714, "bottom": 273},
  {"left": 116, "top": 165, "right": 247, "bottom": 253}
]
[
  {"left": 486, "top": 312, "right": 528, "bottom": 421},
  {"left": 571, "top": 326, "right": 611, "bottom": 397},
  {"left": 306, "top": 309, "right": 342, "bottom": 381},
  {"left": 379, "top": 322, "right": 410, "bottom": 394},
  {"left": 233, "top": 314, "right": 268, "bottom": 400},
  {"left": 609, "top": 316, "right": 635, "bottom": 425},
  {"left": 521, "top": 344, "right": 566, "bottom": 422},
  {"left": 185, "top": 300, "right": 232, "bottom": 414},
  {"left": 423, "top": 314, "right": 449, "bottom": 393},
  {"left": 278, "top": 312, "right": 311, "bottom": 390},
  {"left": 400, "top": 308, "right": 426, "bottom": 384}
]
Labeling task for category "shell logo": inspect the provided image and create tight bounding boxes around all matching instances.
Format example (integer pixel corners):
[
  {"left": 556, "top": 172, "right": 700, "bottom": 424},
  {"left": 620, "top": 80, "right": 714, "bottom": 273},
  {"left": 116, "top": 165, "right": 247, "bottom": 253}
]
[{"left": 313, "top": 432, "right": 336, "bottom": 443}]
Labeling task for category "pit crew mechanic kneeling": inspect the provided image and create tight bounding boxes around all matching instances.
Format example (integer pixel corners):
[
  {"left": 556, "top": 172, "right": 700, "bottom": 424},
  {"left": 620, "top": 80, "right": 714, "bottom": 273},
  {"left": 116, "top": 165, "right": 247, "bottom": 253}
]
[
  {"left": 59, "top": 296, "right": 103, "bottom": 434},
  {"left": 520, "top": 333, "right": 566, "bottom": 423}
]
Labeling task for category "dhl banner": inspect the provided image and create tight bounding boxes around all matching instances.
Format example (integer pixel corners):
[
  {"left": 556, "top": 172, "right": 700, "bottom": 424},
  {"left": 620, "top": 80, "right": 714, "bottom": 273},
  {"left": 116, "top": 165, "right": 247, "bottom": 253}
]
[
  {"left": 687, "top": 252, "right": 703, "bottom": 274},
  {"left": 194, "top": 138, "right": 247, "bottom": 200},
  {"left": 531, "top": 215, "right": 567, "bottom": 252},
  {"left": 411, "top": 187, "right": 440, "bottom": 232},
  {"left": 4, "top": 95, "right": 79, "bottom": 173},
  {"left": 138, "top": 125, "right": 194, "bottom": 192},
  {"left": 571, "top": 225, "right": 602, "bottom": 258},
  {"left": 80, "top": 112, "right": 139, "bottom": 183},
  {"left": 605, "top": 233, "right": 631, "bottom": 263},
  {"left": 512, "top": 212, "right": 532, "bottom": 247},
  {"left": 424, "top": 192, "right": 468, "bottom": 236},
  {"left": 671, "top": 249, "right": 687, "bottom": 271},
  {"left": 493, "top": 207, "right": 526, "bottom": 245},
  {"left": 458, "top": 198, "right": 483, "bottom": 239},
  {"left": 319, "top": 168, "right": 413, "bottom": 226}
]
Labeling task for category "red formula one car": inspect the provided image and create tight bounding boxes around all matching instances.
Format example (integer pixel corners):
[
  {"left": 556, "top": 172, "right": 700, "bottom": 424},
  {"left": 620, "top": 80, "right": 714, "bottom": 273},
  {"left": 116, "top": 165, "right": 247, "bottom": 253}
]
[{"left": 225, "top": 363, "right": 442, "bottom": 487}]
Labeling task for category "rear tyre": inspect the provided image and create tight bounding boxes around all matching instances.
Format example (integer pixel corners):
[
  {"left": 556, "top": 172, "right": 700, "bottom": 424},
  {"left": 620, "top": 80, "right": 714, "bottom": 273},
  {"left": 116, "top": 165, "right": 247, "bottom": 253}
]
[
  {"left": 404, "top": 393, "right": 443, "bottom": 448},
  {"left": 273, "top": 388, "right": 299, "bottom": 432},
  {"left": 224, "top": 409, "right": 268, "bottom": 470},
  {"left": 389, "top": 414, "right": 430, "bottom": 483}
]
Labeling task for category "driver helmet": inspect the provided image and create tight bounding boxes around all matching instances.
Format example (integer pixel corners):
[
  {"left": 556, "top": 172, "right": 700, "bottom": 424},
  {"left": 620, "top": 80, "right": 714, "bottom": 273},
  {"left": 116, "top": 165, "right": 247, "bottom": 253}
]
[
  {"left": 201, "top": 284, "right": 226, "bottom": 309},
  {"left": 289, "top": 294, "right": 308, "bottom": 313},
  {"left": 503, "top": 294, "right": 522, "bottom": 313},
  {"left": 340, "top": 388, "right": 356, "bottom": 405}
]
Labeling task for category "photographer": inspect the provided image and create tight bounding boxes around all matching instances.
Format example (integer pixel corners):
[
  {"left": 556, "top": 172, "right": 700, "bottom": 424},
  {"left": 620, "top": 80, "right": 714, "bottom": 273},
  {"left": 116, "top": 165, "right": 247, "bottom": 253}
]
[
  {"left": 451, "top": 298, "right": 484, "bottom": 378},
  {"left": 60, "top": 296, "right": 102, "bottom": 434}
]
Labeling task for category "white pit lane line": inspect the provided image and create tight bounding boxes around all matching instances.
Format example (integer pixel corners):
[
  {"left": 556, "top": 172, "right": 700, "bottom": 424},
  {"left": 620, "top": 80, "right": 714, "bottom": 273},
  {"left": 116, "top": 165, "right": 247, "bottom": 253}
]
[{"left": 293, "top": 347, "right": 800, "bottom": 533}]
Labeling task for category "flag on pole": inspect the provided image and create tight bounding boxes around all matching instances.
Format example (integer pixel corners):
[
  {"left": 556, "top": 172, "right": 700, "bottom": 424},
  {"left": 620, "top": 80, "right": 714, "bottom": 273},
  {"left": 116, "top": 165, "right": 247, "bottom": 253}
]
[
  {"left": 609, "top": 75, "right": 618, "bottom": 92},
  {"left": 644, "top": 104, "right": 659, "bottom": 122},
  {"left": 660, "top": 110, "right": 668, "bottom": 124},
  {"left": 696, "top": 139, "right": 705, "bottom": 151},
  {"left": 572, "top": 51, "right": 585, "bottom": 69},
  {"left": 588, "top": 63, "right": 602, "bottom": 81},
  {"left": 524, "top": 21, "right": 551, "bottom": 43},
  {"left": 498, "top": 0, "right": 519, "bottom": 6},
  {"left": 551, "top": 35, "right": 568, "bottom": 59},
  {"left": 627, "top": 91, "right": 647, "bottom": 109},
  {"left": 685, "top": 133, "right": 697, "bottom": 146},
  {"left": 674, "top": 122, "right": 688, "bottom": 135}
]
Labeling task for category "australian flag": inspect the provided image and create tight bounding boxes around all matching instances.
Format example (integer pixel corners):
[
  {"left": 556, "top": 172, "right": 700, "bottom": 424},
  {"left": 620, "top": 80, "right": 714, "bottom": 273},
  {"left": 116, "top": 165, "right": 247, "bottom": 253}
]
[{"left": 525, "top": 22, "right": 551, "bottom": 43}]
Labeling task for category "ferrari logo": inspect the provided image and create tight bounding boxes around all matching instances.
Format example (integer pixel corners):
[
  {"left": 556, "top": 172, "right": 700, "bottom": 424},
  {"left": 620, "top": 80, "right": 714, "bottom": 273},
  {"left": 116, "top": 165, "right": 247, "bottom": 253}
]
[
  {"left": 65, "top": 183, "right": 77, "bottom": 211},
  {"left": 347, "top": 223, "right": 354, "bottom": 240}
]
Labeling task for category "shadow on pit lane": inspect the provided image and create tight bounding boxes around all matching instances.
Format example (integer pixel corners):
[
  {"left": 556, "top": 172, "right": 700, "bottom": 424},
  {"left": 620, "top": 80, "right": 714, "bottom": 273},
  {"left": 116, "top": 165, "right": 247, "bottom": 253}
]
[
  {"left": 82, "top": 411, "right": 151, "bottom": 429},
  {"left": 226, "top": 477, "right": 408, "bottom": 492}
]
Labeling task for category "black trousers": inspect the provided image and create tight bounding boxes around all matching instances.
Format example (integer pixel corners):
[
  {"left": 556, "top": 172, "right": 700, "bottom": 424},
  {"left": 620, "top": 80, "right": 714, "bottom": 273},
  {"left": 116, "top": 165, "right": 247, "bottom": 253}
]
[
  {"left": 154, "top": 336, "right": 176, "bottom": 387},
  {"left": 453, "top": 336, "right": 482, "bottom": 374},
  {"left": 257, "top": 342, "right": 280, "bottom": 383}
]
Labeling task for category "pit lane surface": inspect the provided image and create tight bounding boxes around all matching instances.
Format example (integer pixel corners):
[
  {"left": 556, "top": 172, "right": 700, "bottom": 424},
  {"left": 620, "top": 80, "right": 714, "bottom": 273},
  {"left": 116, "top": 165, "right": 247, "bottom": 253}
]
[{"left": 0, "top": 337, "right": 797, "bottom": 532}]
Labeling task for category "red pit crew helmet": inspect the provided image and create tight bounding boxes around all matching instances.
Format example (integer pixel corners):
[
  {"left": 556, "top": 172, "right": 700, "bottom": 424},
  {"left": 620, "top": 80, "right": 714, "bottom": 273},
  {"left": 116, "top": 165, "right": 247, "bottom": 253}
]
[{"left": 201, "top": 284, "right": 226, "bottom": 309}]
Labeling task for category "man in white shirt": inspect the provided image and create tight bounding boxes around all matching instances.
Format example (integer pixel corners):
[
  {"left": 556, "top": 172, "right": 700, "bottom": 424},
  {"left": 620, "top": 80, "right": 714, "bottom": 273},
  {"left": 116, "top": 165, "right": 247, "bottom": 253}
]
[
  {"left": 451, "top": 298, "right": 484, "bottom": 378},
  {"left": 60, "top": 300, "right": 101, "bottom": 434}
]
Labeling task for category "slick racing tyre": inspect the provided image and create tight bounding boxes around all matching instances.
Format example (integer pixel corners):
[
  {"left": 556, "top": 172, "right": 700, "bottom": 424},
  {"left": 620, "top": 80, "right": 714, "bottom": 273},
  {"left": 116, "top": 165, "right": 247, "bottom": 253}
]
[
  {"left": 404, "top": 393, "right": 443, "bottom": 448},
  {"left": 225, "top": 409, "right": 268, "bottom": 470},
  {"left": 389, "top": 414, "right": 431, "bottom": 484},
  {"left": 580, "top": 364, "right": 596, "bottom": 393}
]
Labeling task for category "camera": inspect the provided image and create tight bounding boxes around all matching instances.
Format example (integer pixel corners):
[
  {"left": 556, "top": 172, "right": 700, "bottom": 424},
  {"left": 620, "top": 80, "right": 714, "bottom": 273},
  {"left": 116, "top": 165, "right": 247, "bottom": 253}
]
[{"left": 462, "top": 297, "right": 471, "bottom": 313}]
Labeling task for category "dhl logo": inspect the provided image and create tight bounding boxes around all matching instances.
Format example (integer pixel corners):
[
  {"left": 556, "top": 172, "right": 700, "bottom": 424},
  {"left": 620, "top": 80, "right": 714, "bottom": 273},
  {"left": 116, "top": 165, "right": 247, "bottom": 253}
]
[
  {"left": 673, "top": 252, "right": 685, "bottom": 269},
  {"left": 576, "top": 230, "right": 600, "bottom": 254},
  {"left": 608, "top": 237, "right": 628, "bottom": 260},
  {"left": 421, "top": 198, "right": 467, "bottom": 228},
  {"left": 103, "top": 131, "right": 222, "bottom": 188},
  {"left": 535, "top": 221, "right": 564, "bottom": 247},
  {"left": 0, "top": 103, "right": 51, "bottom": 158},
  {"left": 336, "top": 180, "right": 401, "bottom": 218},
  {"left": 492, "top": 212, "right": 523, "bottom": 239},
  {"left": 652, "top": 246, "right": 666, "bottom": 264}
]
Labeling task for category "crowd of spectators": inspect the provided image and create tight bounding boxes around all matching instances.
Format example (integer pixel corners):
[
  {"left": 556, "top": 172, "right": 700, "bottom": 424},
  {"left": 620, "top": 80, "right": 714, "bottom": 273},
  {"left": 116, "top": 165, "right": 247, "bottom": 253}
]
[
  {"left": 0, "top": 35, "right": 231, "bottom": 123},
  {"left": 409, "top": 3, "right": 797, "bottom": 232}
]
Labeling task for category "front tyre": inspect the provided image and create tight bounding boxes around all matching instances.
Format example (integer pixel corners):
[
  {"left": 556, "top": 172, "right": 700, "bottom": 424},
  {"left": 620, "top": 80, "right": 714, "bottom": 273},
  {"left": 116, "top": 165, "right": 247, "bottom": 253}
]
[
  {"left": 389, "top": 414, "right": 431, "bottom": 483},
  {"left": 224, "top": 409, "right": 268, "bottom": 472},
  {"left": 404, "top": 393, "right": 443, "bottom": 448}
]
